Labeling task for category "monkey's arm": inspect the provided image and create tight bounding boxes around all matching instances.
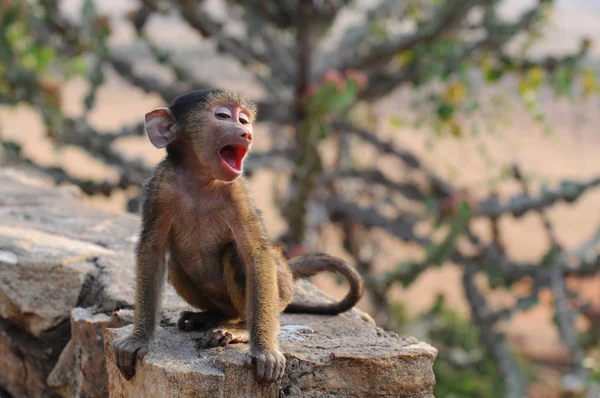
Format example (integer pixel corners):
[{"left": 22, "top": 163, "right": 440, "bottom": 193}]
[
  {"left": 224, "top": 190, "right": 285, "bottom": 383},
  {"left": 113, "top": 177, "right": 174, "bottom": 380}
]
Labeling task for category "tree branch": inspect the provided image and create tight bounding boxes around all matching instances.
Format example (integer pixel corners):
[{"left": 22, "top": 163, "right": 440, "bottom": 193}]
[
  {"left": 320, "top": 0, "right": 479, "bottom": 75},
  {"left": 476, "top": 177, "right": 600, "bottom": 218},
  {"left": 463, "top": 267, "right": 526, "bottom": 398},
  {"left": 333, "top": 121, "right": 454, "bottom": 198}
]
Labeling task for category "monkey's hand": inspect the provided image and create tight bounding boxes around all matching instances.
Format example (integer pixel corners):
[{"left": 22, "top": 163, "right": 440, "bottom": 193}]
[
  {"left": 245, "top": 346, "right": 286, "bottom": 383},
  {"left": 112, "top": 335, "right": 150, "bottom": 381}
]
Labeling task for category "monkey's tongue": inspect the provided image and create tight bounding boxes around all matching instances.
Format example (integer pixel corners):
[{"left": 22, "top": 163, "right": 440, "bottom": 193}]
[{"left": 220, "top": 145, "right": 246, "bottom": 172}]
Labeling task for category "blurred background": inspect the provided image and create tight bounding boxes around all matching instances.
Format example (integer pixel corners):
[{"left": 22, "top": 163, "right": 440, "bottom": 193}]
[{"left": 1, "top": 0, "right": 599, "bottom": 397}]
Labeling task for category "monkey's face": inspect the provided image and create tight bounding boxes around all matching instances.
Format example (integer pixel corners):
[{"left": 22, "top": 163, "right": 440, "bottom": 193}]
[{"left": 195, "top": 104, "right": 254, "bottom": 182}]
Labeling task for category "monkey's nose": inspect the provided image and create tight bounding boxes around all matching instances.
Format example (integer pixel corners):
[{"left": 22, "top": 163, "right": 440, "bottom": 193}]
[{"left": 241, "top": 132, "right": 253, "bottom": 141}]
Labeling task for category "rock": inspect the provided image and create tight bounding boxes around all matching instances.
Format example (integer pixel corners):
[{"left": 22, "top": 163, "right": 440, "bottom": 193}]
[
  {"left": 47, "top": 308, "right": 131, "bottom": 398},
  {"left": 0, "top": 169, "right": 187, "bottom": 397},
  {"left": 0, "top": 169, "right": 140, "bottom": 253},
  {"left": 0, "top": 225, "right": 108, "bottom": 336},
  {"left": 104, "top": 313, "right": 437, "bottom": 398},
  {"left": 0, "top": 315, "right": 69, "bottom": 398}
]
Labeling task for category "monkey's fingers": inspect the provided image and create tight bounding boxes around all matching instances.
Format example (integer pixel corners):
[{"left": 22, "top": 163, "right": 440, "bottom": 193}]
[
  {"left": 263, "top": 353, "right": 275, "bottom": 383},
  {"left": 254, "top": 352, "right": 267, "bottom": 383},
  {"left": 137, "top": 345, "right": 149, "bottom": 360},
  {"left": 120, "top": 364, "right": 136, "bottom": 381},
  {"left": 113, "top": 345, "right": 132, "bottom": 380},
  {"left": 275, "top": 353, "right": 286, "bottom": 381},
  {"left": 209, "top": 330, "right": 226, "bottom": 347},
  {"left": 244, "top": 354, "right": 255, "bottom": 369},
  {"left": 112, "top": 337, "right": 149, "bottom": 381},
  {"left": 197, "top": 332, "right": 212, "bottom": 349},
  {"left": 248, "top": 349, "right": 286, "bottom": 383},
  {"left": 219, "top": 332, "right": 234, "bottom": 346},
  {"left": 117, "top": 351, "right": 137, "bottom": 381},
  {"left": 267, "top": 351, "right": 286, "bottom": 383},
  {"left": 197, "top": 329, "right": 230, "bottom": 348}
]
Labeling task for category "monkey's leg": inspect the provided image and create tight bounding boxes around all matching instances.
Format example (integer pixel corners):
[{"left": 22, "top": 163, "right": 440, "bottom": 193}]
[
  {"left": 223, "top": 241, "right": 294, "bottom": 313},
  {"left": 197, "top": 326, "right": 249, "bottom": 349}
]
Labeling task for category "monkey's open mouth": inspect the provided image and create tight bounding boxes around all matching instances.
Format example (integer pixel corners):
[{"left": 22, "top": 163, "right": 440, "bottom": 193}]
[{"left": 219, "top": 145, "right": 247, "bottom": 173}]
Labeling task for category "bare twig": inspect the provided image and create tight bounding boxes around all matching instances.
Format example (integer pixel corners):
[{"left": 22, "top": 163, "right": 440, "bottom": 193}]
[
  {"left": 512, "top": 164, "right": 561, "bottom": 247},
  {"left": 174, "top": 1, "right": 281, "bottom": 94},
  {"left": 317, "top": 169, "right": 426, "bottom": 203},
  {"left": 109, "top": 54, "right": 184, "bottom": 102},
  {"left": 476, "top": 177, "right": 600, "bottom": 219},
  {"left": 324, "top": 196, "right": 429, "bottom": 246},
  {"left": 333, "top": 121, "right": 454, "bottom": 198}
]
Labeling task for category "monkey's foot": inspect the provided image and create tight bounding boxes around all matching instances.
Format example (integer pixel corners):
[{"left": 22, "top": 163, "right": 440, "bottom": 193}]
[
  {"left": 196, "top": 328, "right": 249, "bottom": 349},
  {"left": 177, "top": 311, "right": 222, "bottom": 331}
]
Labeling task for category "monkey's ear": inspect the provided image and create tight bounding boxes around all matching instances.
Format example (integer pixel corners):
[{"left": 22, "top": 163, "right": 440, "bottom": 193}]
[{"left": 144, "top": 107, "right": 176, "bottom": 148}]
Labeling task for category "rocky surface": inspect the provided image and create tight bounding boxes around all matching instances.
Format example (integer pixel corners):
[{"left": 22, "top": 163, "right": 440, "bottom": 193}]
[
  {"left": 105, "top": 313, "right": 437, "bottom": 398},
  {"left": 47, "top": 308, "right": 130, "bottom": 398},
  {"left": 0, "top": 169, "right": 437, "bottom": 397},
  {"left": 0, "top": 169, "right": 187, "bottom": 397}
]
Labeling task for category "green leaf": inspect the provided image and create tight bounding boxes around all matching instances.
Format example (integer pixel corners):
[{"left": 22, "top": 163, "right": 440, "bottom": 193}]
[
  {"left": 35, "top": 46, "right": 56, "bottom": 73},
  {"left": 306, "top": 84, "right": 338, "bottom": 115},
  {"left": 1, "top": 5, "right": 21, "bottom": 28},
  {"left": 315, "top": 119, "right": 330, "bottom": 140},
  {"left": 72, "top": 56, "right": 88, "bottom": 75},
  {"left": 427, "top": 200, "right": 473, "bottom": 265},
  {"left": 484, "top": 68, "right": 504, "bottom": 82},
  {"left": 553, "top": 66, "right": 574, "bottom": 96},
  {"left": 389, "top": 116, "right": 404, "bottom": 129},
  {"left": 329, "top": 82, "right": 359, "bottom": 113},
  {"left": 368, "top": 20, "right": 389, "bottom": 40},
  {"left": 437, "top": 102, "right": 454, "bottom": 121}
]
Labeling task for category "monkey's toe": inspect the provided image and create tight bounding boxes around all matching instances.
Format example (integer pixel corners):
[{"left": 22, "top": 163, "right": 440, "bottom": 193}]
[
  {"left": 196, "top": 328, "right": 249, "bottom": 349},
  {"left": 197, "top": 329, "right": 231, "bottom": 348}
]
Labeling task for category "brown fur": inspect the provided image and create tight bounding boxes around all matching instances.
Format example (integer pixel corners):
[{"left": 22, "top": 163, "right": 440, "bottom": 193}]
[{"left": 112, "top": 90, "right": 363, "bottom": 384}]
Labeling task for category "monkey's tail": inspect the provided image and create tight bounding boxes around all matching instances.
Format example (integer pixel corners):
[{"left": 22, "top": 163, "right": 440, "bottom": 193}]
[{"left": 284, "top": 254, "right": 364, "bottom": 315}]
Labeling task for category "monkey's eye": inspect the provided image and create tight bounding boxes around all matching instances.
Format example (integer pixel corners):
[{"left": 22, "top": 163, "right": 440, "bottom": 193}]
[
  {"left": 215, "top": 106, "right": 232, "bottom": 119},
  {"left": 239, "top": 114, "right": 250, "bottom": 125}
]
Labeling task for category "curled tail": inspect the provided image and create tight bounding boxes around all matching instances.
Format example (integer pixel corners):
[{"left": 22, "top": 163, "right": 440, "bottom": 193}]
[{"left": 284, "top": 254, "right": 364, "bottom": 315}]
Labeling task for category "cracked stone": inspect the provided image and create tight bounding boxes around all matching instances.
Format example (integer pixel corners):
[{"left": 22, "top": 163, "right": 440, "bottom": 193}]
[{"left": 105, "top": 313, "right": 437, "bottom": 398}]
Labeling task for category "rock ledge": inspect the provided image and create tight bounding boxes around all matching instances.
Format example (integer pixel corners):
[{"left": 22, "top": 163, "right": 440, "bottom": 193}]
[{"left": 104, "top": 312, "right": 437, "bottom": 398}]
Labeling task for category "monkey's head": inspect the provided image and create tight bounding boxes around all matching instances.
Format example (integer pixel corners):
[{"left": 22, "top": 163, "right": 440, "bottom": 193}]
[{"left": 144, "top": 89, "right": 257, "bottom": 182}]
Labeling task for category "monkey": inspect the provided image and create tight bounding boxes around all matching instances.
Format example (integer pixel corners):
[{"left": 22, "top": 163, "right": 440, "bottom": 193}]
[{"left": 111, "top": 89, "right": 364, "bottom": 384}]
